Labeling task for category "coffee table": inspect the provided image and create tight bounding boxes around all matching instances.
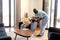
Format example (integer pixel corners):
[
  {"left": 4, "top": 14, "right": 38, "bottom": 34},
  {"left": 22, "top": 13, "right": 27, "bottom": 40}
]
[{"left": 14, "top": 27, "right": 33, "bottom": 40}]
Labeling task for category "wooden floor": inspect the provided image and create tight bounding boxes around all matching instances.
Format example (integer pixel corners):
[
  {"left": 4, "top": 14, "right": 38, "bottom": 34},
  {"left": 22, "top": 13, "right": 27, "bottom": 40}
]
[
  {"left": 34, "top": 28, "right": 48, "bottom": 40},
  {"left": 7, "top": 27, "right": 48, "bottom": 40}
]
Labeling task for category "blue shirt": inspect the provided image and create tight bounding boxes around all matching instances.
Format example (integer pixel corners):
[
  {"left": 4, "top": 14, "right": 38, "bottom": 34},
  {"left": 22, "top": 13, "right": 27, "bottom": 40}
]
[{"left": 35, "top": 10, "right": 48, "bottom": 19}]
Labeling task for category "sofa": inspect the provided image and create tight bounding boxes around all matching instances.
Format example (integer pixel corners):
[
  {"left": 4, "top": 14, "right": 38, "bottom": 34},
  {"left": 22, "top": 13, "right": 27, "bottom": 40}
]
[
  {"left": 0, "top": 23, "right": 11, "bottom": 40},
  {"left": 48, "top": 27, "right": 60, "bottom": 40}
]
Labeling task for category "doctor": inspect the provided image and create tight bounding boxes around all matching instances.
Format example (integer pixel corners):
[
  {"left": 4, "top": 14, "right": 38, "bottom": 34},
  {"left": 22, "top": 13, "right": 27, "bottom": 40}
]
[{"left": 33, "top": 8, "right": 48, "bottom": 36}]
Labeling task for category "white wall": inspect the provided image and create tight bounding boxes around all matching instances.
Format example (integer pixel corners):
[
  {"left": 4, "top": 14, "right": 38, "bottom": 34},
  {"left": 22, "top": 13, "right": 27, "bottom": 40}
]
[
  {"left": 21, "top": 0, "right": 43, "bottom": 20},
  {"left": 15, "top": 0, "right": 21, "bottom": 27},
  {"left": 28, "top": 0, "right": 43, "bottom": 17},
  {"left": 21, "top": 0, "right": 29, "bottom": 20}
]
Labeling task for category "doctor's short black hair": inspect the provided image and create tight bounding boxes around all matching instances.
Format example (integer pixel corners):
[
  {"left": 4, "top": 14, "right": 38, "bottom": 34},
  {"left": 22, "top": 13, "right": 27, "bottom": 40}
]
[{"left": 33, "top": 8, "right": 38, "bottom": 13}]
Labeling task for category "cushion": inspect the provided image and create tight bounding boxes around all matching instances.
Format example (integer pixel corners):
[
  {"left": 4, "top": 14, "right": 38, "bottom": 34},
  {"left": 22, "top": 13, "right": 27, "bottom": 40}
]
[
  {"left": 49, "top": 32, "right": 60, "bottom": 40},
  {"left": 49, "top": 27, "right": 60, "bottom": 33}
]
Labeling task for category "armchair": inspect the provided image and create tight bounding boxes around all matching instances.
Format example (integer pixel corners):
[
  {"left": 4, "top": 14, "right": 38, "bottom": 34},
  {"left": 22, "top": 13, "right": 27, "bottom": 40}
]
[
  {"left": 48, "top": 27, "right": 60, "bottom": 40},
  {"left": 0, "top": 23, "right": 11, "bottom": 40}
]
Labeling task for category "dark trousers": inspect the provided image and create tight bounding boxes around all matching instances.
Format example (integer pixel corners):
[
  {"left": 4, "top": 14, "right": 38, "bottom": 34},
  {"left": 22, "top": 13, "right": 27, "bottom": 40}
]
[{"left": 26, "top": 24, "right": 31, "bottom": 30}]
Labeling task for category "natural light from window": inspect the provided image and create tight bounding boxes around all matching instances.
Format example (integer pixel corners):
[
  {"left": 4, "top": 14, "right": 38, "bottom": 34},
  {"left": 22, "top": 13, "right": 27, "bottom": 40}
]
[
  {"left": 2, "top": 0, "right": 9, "bottom": 26},
  {"left": 56, "top": 0, "right": 60, "bottom": 28},
  {"left": 2, "top": 0, "right": 14, "bottom": 26}
]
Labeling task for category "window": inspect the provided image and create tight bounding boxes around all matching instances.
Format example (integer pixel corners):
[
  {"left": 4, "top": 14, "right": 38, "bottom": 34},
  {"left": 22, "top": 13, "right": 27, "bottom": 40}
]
[
  {"left": 2, "top": 0, "right": 9, "bottom": 26},
  {"left": 2, "top": 0, "right": 14, "bottom": 27},
  {"left": 56, "top": 0, "right": 60, "bottom": 28}
]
